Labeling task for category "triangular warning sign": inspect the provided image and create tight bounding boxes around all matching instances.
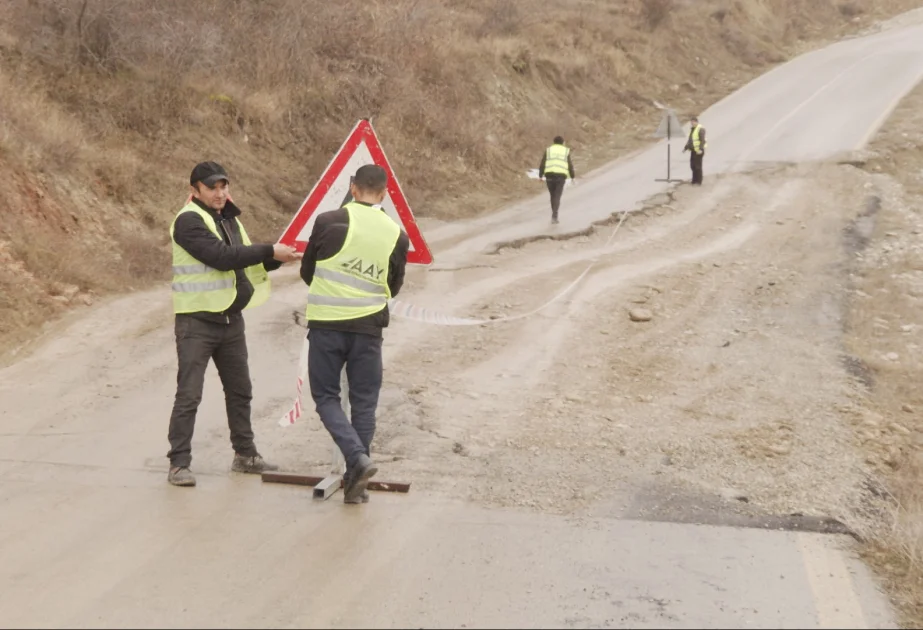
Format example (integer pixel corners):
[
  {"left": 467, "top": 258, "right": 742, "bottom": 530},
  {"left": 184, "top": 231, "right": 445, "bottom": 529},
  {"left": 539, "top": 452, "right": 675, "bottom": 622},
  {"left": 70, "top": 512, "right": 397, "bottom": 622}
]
[
  {"left": 652, "top": 109, "right": 684, "bottom": 139},
  {"left": 279, "top": 119, "right": 433, "bottom": 265}
]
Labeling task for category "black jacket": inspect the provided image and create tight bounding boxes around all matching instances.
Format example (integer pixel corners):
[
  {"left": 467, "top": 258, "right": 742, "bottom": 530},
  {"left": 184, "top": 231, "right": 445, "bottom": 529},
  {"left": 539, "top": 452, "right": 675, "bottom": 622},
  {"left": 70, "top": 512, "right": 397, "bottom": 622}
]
[
  {"left": 173, "top": 197, "right": 282, "bottom": 324},
  {"left": 539, "top": 144, "right": 576, "bottom": 179},
  {"left": 300, "top": 202, "right": 410, "bottom": 337}
]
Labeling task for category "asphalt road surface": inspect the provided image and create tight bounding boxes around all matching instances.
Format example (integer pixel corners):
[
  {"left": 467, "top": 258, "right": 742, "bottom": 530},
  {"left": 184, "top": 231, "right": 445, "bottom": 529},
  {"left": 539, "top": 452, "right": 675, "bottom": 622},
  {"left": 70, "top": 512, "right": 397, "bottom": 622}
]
[{"left": 3, "top": 10, "right": 923, "bottom": 630}]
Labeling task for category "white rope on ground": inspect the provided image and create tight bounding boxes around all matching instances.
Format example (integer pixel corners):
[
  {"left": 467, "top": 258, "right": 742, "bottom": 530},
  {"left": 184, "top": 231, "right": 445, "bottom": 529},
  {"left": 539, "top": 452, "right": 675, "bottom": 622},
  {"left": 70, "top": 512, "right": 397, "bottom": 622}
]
[
  {"left": 388, "top": 207, "right": 631, "bottom": 326},
  {"left": 278, "top": 208, "right": 631, "bottom": 427}
]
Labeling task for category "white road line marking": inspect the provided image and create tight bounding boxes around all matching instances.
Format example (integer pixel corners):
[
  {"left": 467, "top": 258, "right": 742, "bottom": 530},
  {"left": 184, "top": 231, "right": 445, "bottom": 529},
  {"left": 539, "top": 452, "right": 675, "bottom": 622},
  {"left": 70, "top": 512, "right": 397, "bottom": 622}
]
[{"left": 798, "top": 532, "right": 869, "bottom": 629}]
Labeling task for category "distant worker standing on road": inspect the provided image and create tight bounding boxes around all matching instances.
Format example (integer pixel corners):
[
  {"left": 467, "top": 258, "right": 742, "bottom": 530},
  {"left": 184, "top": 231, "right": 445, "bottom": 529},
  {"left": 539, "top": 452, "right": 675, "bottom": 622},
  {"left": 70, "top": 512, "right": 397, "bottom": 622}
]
[
  {"left": 300, "top": 164, "right": 409, "bottom": 505},
  {"left": 167, "top": 161, "right": 301, "bottom": 487},
  {"left": 539, "top": 136, "right": 576, "bottom": 224},
  {"left": 683, "top": 116, "right": 707, "bottom": 185}
]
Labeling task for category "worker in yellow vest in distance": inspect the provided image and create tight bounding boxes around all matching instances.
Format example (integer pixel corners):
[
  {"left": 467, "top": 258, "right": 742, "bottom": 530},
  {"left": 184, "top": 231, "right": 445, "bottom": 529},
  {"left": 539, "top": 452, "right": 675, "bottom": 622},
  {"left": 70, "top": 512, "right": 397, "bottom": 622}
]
[
  {"left": 300, "top": 164, "right": 410, "bottom": 504},
  {"left": 167, "top": 161, "right": 301, "bottom": 488},
  {"left": 539, "top": 136, "right": 576, "bottom": 224},
  {"left": 683, "top": 116, "right": 707, "bottom": 185}
]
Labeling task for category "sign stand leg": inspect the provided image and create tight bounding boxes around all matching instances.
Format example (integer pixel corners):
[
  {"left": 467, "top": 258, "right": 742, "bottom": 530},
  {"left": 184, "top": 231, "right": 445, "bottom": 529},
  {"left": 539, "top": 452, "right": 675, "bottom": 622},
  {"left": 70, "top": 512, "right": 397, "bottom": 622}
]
[
  {"left": 654, "top": 108, "right": 683, "bottom": 184},
  {"left": 667, "top": 141, "right": 672, "bottom": 181}
]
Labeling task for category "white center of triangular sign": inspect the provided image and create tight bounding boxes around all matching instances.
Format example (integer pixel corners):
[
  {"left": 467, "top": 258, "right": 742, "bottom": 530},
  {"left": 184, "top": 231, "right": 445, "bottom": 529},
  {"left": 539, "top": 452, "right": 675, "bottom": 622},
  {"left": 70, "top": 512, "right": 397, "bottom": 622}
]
[{"left": 293, "top": 140, "right": 414, "bottom": 251}]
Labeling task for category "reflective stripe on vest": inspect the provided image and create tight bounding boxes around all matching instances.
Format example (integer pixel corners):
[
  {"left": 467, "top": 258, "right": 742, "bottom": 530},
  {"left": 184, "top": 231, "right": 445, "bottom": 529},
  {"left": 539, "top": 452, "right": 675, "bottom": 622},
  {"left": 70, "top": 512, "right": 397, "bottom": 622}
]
[
  {"left": 544, "top": 144, "right": 570, "bottom": 177},
  {"left": 172, "top": 278, "right": 236, "bottom": 293},
  {"left": 170, "top": 202, "right": 271, "bottom": 314},
  {"left": 172, "top": 263, "right": 216, "bottom": 275},
  {"left": 313, "top": 267, "right": 388, "bottom": 295},
  {"left": 306, "top": 202, "right": 401, "bottom": 322},
  {"left": 691, "top": 125, "right": 706, "bottom": 153}
]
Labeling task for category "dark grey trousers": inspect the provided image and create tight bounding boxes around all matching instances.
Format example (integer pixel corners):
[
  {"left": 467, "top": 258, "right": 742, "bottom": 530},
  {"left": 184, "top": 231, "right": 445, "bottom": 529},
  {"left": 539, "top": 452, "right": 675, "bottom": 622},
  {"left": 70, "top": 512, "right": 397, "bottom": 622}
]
[
  {"left": 167, "top": 314, "right": 259, "bottom": 468},
  {"left": 690, "top": 152, "right": 704, "bottom": 184},
  {"left": 307, "top": 328, "right": 383, "bottom": 471},
  {"left": 545, "top": 175, "right": 566, "bottom": 219}
]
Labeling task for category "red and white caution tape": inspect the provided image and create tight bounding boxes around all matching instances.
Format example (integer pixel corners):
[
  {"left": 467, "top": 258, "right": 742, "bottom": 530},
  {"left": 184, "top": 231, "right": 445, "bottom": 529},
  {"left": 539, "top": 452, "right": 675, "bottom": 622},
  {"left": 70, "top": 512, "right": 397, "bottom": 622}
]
[{"left": 278, "top": 336, "right": 309, "bottom": 427}]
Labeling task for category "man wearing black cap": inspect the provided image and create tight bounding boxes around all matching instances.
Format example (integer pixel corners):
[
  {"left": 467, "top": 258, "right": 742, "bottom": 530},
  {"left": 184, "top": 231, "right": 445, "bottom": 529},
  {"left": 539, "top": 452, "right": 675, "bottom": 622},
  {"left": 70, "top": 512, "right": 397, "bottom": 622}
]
[
  {"left": 166, "top": 161, "right": 301, "bottom": 487},
  {"left": 538, "top": 136, "right": 576, "bottom": 224}
]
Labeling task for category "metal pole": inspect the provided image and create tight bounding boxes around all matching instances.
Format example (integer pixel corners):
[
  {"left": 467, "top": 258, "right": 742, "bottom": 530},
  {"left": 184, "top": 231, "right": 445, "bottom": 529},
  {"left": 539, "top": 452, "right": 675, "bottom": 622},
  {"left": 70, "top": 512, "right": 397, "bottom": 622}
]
[
  {"left": 666, "top": 114, "right": 672, "bottom": 182},
  {"left": 667, "top": 144, "right": 672, "bottom": 182}
]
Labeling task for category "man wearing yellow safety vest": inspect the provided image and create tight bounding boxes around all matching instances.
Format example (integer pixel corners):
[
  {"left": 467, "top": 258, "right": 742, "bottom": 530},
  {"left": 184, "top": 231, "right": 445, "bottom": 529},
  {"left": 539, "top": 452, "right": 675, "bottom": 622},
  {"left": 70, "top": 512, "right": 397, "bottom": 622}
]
[
  {"left": 683, "top": 116, "right": 707, "bottom": 185},
  {"left": 539, "top": 136, "right": 576, "bottom": 224},
  {"left": 167, "top": 161, "right": 301, "bottom": 487},
  {"left": 300, "top": 164, "right": 409, "bottom": 504}
]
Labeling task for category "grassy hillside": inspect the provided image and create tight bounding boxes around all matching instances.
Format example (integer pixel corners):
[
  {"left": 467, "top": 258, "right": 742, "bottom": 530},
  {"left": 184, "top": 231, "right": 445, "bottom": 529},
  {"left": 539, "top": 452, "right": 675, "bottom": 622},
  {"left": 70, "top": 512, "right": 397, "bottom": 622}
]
[{"left": 0, "top": 0, "right": 919, "bottom": 353}]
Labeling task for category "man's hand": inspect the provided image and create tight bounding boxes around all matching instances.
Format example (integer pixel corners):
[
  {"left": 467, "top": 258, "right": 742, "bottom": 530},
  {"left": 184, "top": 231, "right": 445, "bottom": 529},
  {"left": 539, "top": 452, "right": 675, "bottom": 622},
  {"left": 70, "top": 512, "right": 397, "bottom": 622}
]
[{"left": 273, "top": 243, "right": 302, "bottom": 263}]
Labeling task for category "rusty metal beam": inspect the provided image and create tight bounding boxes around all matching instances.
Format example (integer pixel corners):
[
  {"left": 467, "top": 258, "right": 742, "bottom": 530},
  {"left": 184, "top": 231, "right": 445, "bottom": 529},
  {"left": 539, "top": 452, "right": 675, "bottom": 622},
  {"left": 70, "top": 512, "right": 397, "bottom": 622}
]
[{"left": 261, "top": 471, "right": 411, "bottom": 494}]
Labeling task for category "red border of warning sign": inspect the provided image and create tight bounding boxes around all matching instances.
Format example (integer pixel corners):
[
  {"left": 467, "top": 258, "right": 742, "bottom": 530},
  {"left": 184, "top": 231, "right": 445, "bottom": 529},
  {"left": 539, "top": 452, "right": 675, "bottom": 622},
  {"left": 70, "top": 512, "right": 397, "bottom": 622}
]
[{"left": 278, "top": 119, "right": 433, "bottom": 265}]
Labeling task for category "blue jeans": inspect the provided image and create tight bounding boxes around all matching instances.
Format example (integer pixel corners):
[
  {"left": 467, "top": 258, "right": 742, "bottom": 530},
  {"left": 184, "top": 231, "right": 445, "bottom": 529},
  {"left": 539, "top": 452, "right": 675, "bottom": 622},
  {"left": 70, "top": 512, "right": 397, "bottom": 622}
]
[{"left": 307, "top": 328, "right": 383, "bottom": 470}]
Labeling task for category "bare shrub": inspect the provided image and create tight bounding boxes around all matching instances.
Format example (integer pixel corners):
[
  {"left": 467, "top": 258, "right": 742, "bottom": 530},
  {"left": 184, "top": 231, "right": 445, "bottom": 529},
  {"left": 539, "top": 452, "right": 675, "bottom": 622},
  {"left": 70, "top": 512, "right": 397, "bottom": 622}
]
[
  {"left": 115, "top": 229, "right": 170, "bottom": 282},
  {"left": 76, "top": 2, "right": 118, "bottom": 70},
  {"left": 640, "top": 0, "right": 674, "bottom": 30},
  {"left": 6, "top": 218, "right": 100, "bottom": 293},
  {"left": 838, "top": 2, "right": 863, "bottom": 18},
  {"left": 475, "top": 0, "right": 523, "bottom": 39}
]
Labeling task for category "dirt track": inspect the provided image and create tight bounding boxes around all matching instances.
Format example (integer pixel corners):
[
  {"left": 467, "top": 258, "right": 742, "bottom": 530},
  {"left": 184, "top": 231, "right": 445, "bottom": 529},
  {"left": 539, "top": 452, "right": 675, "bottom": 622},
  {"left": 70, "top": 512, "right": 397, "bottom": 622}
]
[{"left": 289, "top": 163, "right": 883, "bottom": 528}]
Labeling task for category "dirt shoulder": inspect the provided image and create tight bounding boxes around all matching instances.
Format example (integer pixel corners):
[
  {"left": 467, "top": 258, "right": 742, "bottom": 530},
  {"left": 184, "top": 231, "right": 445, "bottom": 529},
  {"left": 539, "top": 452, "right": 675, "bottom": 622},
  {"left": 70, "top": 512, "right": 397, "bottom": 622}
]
[{"left": 841, "top": 80, "right": 923, "bottom": 628}]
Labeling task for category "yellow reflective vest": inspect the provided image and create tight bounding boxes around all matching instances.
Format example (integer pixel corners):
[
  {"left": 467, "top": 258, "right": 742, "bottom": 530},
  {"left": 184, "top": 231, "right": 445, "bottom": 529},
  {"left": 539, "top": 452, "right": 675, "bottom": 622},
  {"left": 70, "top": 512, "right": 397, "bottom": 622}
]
[
  {"left": 690, "top": 125, "right": 706, "bottom": 154},
  {"left": 306, "top": 202, "right": 401, "bottom": 322},
  {"left": 170, "top": 202, "right": 270, "bottom": 314},
  {"left": 544, "top": 144, "right": 571, "bottom": 177}
]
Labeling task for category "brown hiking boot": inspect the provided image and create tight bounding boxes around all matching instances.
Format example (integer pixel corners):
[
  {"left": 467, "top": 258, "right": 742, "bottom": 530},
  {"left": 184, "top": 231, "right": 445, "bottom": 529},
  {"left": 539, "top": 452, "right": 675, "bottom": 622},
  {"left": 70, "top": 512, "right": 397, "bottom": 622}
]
[
  {"left": 231, "top": 453, "right": 279, "bottom": 474},
  {"left": 168, "top": 466, "right": 196, "bottom": 487}
]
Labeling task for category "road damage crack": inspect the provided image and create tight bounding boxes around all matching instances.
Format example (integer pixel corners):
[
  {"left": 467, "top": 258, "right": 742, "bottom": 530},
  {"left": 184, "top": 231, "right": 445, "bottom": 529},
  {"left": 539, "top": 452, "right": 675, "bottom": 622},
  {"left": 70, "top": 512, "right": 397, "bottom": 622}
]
[{"left": 486, "top": 190, "right": 680, "bottom": 255}]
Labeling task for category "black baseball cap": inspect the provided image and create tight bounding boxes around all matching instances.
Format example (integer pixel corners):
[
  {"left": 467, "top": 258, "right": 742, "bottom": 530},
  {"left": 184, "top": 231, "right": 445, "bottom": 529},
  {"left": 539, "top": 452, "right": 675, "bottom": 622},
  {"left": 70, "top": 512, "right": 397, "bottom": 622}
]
[{"left": 190, "top": 161, "right": 230, "bottom": 188}]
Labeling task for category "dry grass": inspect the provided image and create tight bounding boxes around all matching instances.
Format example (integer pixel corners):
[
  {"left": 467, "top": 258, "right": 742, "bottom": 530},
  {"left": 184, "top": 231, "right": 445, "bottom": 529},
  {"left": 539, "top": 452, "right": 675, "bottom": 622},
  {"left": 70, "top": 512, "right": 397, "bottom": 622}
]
[
  {"left": 0, "top": 0, "right": 920, "bottom": 353},
  {"left": 844, "top": 79, "right": 923, "bottom": 628},
  {"left": 865, "top": 455, "right": 923, "bottom": 626}
]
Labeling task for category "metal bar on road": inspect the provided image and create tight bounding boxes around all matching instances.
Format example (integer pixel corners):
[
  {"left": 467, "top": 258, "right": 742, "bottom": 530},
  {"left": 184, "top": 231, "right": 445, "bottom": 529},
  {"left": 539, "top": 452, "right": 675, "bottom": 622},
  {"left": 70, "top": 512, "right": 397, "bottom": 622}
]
[
  {"left": 313, "top": 474, "right": 343, "bottom": 500},
  {"left": 262, "top": 364, "right": 412, "bottom": 496},
  {"left": 261, "top": 471, "right": 411, "bottom": 493}
]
